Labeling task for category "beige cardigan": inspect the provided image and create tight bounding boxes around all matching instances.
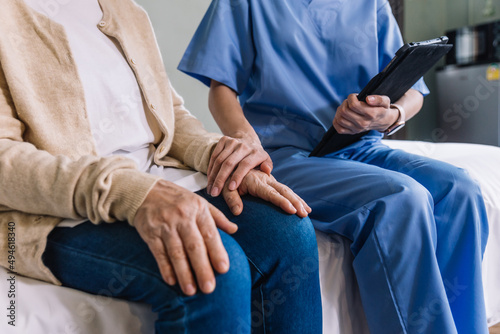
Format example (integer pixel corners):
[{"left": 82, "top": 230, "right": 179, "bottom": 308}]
[{"left": 0, "top": 0, "right": 221, "bottom": 285}]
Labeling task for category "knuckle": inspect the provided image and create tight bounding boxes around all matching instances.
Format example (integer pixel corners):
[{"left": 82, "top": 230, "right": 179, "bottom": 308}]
[
  {"left": 185, "top": 241, "right": 203, "bottom": 253},
  {"left": 224, "top": 195, "right": 238, "bottom": 206},
  {"left": 175, "top": 205, "right": 191, "bottom": 219},
  {"left": 200, "top": 228, "right": 217, "bottom": 241},
  {"left": 169, "top": 247, "right": 186, "bottom": 261},
  {"left": 159, "top": 222, "right": 174, "bottom": 237},
  {"left": 221, "top": 159, "right": 235, "bottom": 168},
  {"left": 266, "top": 187, "right": 279, "bottom": 197},
  {"left": 215, "top": 156, "right": 226, "bottom": 165}
]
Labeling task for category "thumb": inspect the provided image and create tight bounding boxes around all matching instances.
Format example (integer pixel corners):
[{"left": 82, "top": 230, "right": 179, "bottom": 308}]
[
  {"left": 260, "top": 159, "right": 273, "bottom": 175},
  {"left": 222, "top": 183, "right": 244, "bottom": 216},
  {"left": 210, "top": 205, "right": 238, "bottom": 234},
  {"left": 366, "top": 95, "right": 390, "bottom": 108}
]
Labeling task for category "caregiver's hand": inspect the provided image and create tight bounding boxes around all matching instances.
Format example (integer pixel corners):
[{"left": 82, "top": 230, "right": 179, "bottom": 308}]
[
  {"left": 333, "top": 94, "right": 399, "bottom": 135},
  {"left": 207, "top": 135, "right": 273, "bottom": 197},
  {"left": 222, "top": 169, "right": 311, "bottom": 217},
  {"left": 134, "top": 180, "right": 238, "bottom": 296}
]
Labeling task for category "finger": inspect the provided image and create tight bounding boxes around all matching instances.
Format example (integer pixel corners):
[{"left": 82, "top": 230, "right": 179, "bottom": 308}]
[
  {"left": 149, "top": 239, "right": 177, "bottom": 286},
  {"left": 208, "top": 143, "right": 239, "bottom": 195},
  {"left": 197, "top": 206, "right": 231, "bottom": 274},
  {"left": 212, "top": 149, "right": 252, "bottom": 196},
  {"left": 272, "top": 182, "right": 309, "bottom": 217},
  {"left": 260, "top": 157, "right": 273, "bottom": 175},
  {"left": 207, "top": 140, "right": 226, "bottom": 181},
  {"left": 346, "top": 94, "right": 368, "bottom": 116},
  {"left": 253, "top": 181, "right": 297, "bottom": 215},
  {"left": 222, "top": 181, "right": 244, "bottom": 216},
  {"left": 302, "top": 198, "right": 312, "bottom": 213},
  {"left": 228, "top": 156, "right": 264, "bottom": 191},
  {"left": 162, "top": 230, "right": 198, "bottom": 296},
  {"left": 333, "top": 116, "right": 358, "bottom": 134},
  {"left": 333, "top": 119, "right": 352, "bottom": 134},
  {"left": 338, "top": 107, "right": 368, "bottom": 130},
  {"left": 178, "top": 222, "right": 216, "bottom": 294},
  {"left": 365, "top": 95, "right": 391, "bottom": 108},
  {"left": 210, "top": 204, "right": 238, "bottom": 234}
]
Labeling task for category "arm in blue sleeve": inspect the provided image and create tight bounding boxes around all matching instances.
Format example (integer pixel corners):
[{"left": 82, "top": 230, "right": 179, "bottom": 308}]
[{"left": 178, "top": 0, "right": 255, "bottom": 95}]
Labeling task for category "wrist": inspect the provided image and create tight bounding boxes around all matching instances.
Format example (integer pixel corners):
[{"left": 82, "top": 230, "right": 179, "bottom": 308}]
[
  {"left": 384, "top": 104, "right": 406, "bottom": 136},
  {"left": 228, "top": 130, "right": 260, "bottom": 143}
]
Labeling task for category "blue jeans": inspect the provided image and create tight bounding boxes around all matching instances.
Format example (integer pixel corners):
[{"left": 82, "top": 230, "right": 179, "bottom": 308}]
[
  {"left": 269, "top": 136, "right": 489, "bottom": 334},
  {"left": 42, "top": 192, "right": 322, "bottom": 334}
]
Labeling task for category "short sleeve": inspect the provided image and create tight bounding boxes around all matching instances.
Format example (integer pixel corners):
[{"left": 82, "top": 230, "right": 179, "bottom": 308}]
[
  {"left": 178, "top": 0, "right": 255, "bottom": 95},
  {"left": 376, "top": 1, "right": 430, "bottom": 96}
]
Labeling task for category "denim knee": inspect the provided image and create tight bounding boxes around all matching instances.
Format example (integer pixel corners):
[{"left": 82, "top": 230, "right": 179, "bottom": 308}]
[
  {"left": 153, "top": 231, "right": 253, "bottom": 333},
  {"left": 267, "top": 215, "right": 319, "bottom": 273},
  {"left": 216, "top": 230, "right": 252, "bottom": 291}
]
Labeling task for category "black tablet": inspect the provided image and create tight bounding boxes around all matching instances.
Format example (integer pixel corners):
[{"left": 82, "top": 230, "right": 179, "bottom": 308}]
[{"left": 309, "top": 36, "right": 453, "bottom": 157}]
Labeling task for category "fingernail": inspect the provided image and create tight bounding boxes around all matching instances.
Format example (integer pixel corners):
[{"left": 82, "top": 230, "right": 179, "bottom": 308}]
[
  {"left": 207, "top": 184, "right": 212, "bottom": 194},
  {"left": 211, "top": 187, "right": 219, "bottom": 197},
  {"left": 231, "top": 205, "right": 240, "bottom": 214},
  {"left": 185, "top": 284, "right": 196, "bottom": 295},
  {"left": 219, "top": 261, "right": 229, "bottom": 272},
  {"left": 203, "top": 281, "right": 215, "bottom": 293},
  {"left": 288, "top": 203, "right": 297, "bottom": 212},
  {"left": 229, "top": 181, "right": 237, "bottom": 190},
  {"left": 367, "top": 96, "right": 375, "bottom": 102}
]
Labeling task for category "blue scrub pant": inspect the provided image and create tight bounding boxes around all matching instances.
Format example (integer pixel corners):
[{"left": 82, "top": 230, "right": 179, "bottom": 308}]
[{"left": 269, "top": 136, "right": 489, "bottom": 334}]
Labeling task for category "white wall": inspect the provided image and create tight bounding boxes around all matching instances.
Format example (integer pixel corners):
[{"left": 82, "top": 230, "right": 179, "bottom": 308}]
[{"left": 135, "top": 0, "right": 220, "bottom": 132}]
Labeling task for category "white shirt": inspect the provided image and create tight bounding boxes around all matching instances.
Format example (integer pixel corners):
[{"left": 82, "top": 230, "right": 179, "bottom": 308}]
[{"left": 24, "top": 0, "right": 208, "bottom": 226}]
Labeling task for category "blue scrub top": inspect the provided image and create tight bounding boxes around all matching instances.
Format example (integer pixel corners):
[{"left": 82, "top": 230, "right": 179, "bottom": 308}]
[{"left": 179, "top": 0, "right": 430, "bottom": 152}]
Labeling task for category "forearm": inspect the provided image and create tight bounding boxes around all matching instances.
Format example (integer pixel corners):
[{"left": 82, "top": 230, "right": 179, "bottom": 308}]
[
  {"left": 209, "top": 80, "right": 260, "bottom": 142},
  {"left": 0, "top": 139, "right": 159, "bottom": 224},
  {"left": 168, "top": 84, "right": 222, "bottom": 173},
  {"left": 394, "top": 88, "right": 424, "bottom": 122}
]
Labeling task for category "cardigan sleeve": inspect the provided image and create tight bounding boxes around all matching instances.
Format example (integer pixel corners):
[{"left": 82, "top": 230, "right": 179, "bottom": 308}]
[
  {"left": 0, "top": 65, "right": 161, "bottom": 226},
  {"left": 166, "top": 83, "right": 222, "bottom": 174}
]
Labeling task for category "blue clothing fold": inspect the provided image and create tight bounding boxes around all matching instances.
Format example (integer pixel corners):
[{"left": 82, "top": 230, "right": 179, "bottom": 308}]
[
  {"left": 42, "top": 193, "right": 323, "bottom": 334},
  {"left": 179, "top": 0, "right": 429, "bottom": 152},
  {"left": 179, "top": 0, "right": 489, "bottom": 332}
]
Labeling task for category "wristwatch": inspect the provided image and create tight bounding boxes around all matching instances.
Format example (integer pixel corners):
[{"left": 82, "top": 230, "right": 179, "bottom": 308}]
[{"left": 384, "top": 104, "right": 406, "bottom": 136}]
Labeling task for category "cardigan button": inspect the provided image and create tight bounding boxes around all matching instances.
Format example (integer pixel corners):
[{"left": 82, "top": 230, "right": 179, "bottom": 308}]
[
  {"left": 150, "top": 104, "right": 157, "bottom": 110},
  {"left": 130, "top": 58, "right": 137, "bottom": 65},
  {"left": 159, "top": 146, "right": 166, "bottom": 153},
  {"left": 98, "top": 21, "right": 106, "bottom": 27}
]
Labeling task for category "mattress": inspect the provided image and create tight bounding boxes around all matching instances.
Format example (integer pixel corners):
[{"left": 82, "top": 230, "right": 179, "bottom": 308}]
[{"left": 1, "top": 140, "right": 499, "bottom": 334}]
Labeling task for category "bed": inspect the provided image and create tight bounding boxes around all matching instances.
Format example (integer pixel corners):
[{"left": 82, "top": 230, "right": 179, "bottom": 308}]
[{"left": 1, "top": 140, "right": 499, "bottom": 334}]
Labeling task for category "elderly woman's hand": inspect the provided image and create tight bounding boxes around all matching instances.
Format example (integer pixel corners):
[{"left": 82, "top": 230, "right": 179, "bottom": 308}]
[
  {"left": 207, "top": 135, "right": 273, "bottom": 198},
  {"left": 222, "top": 169, "right": 311, "bottom": 217},
  {"left": 134, "top": 180, "right": 238, "bottom": 296}
]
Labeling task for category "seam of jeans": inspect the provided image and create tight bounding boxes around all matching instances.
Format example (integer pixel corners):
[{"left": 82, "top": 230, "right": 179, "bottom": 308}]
[
  {"left": 245, "top": 256, "right": 266, "bottom": 278},
  {"left": 372, "top": 230, "right": 408, "bottom": 333},
  {"left": 245, "top": 256, "right": 270, "bottom": 333},
  {"left": 45, "top": 238, "right": 164, "bottom": 282},
  {"left": 260, "top": 284, "right": 267, "bottom": 334}
]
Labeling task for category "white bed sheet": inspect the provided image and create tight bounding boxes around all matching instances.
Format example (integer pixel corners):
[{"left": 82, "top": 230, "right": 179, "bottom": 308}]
[{"left": 0, "top": 140, "right": 499, "bottom": 334}]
